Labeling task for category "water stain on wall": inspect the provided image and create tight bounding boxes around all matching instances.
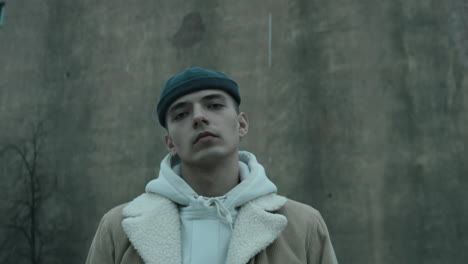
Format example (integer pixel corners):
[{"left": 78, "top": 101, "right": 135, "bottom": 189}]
[
  {"left": 172, "top": 12, "right": 205, "bottom": 50},
  {"left": 448, "top": 0, "right": 468, "bottom": 68}
]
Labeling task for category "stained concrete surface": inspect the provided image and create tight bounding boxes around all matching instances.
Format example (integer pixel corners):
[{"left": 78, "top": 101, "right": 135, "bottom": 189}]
[{"left": 1, "top": 0, "right": 467, "bottom": 263}]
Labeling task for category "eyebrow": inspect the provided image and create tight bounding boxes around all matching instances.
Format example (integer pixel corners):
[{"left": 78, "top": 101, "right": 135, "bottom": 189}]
[
  {"left": 201, "top": 93, "right": 227, "bottom": 102},
  {"left": 167, "top": 93, "right": 227, "bottom": 115},
  {"left": 167, "top": 102, "right": 189, "bottom": 116}
]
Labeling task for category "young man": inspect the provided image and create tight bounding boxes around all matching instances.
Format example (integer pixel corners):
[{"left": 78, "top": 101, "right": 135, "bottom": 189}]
[{"left": 86, "top": 67, "right": 338, "bottom": 264}]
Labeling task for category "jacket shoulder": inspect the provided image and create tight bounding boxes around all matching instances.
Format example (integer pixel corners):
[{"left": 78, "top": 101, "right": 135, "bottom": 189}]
[
  {"left": 276, "top": 198, "right": 331, "bottom": 240},
  {"left": 94, "top": 203, "right": 130, "bottom": 249},
  {"left": 87, "top": 203, "right": 145, "bottom": 264},
  {"left": 267, "top": 199, "right": 338, "bottom": 263},
  {"left": 279, "top": 199, "right": 322, "bottom": 221},
  {"left": 101, "top": 203, "right": 128, "bottom": 229}
]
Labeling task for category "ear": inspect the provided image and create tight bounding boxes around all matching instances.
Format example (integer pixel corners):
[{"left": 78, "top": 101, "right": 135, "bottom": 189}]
[
  {"left": 238, "top": 112, "right": 249, "bottom": 138},
  {"left": 165, "top": 134, "right": 177, "bottom": 155}
]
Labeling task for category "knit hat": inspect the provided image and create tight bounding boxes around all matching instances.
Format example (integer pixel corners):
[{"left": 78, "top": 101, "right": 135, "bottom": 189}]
[{"left": 157, "top": 67, "right": 241, "bottom": 128}]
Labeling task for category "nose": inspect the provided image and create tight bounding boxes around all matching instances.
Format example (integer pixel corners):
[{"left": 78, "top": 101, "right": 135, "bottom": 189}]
[{"left": 192, "top": 104, "right": 209, "bottom": 129}]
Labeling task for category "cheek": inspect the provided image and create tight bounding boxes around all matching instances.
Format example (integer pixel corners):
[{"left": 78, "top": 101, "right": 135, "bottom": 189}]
[
  {"left": 173, "top": 134, "right": 185, "bottom": 149},
  {"left": 232, "top": 119, "right": 238, "bottom": 130},
  {"left": 169, "top": 131, "right": 183, "bottom": 150},
  {"left": 231, "top": 118, "right": 240, "bottom": 137}
]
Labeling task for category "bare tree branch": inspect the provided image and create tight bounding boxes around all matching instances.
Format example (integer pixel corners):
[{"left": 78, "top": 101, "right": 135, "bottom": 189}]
[
  {"left": 0, "top": 119, "right": 73, "bottom": 264},
  {"left": 1, "top": 143, "right": 34, "bottom": 178},
  {"left": 6, "top": 223, "right": 32, "bottom": 245}
]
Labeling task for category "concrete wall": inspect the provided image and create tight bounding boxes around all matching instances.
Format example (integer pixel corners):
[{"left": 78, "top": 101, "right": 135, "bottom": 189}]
[{"left": 1, "top": 0, "right": 467, "bottom": 263}]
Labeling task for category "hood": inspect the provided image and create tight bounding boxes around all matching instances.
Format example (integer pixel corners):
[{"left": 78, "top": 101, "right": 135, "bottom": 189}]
[{"left": 145, "top": 151, "right": 277, "bottom": 209}]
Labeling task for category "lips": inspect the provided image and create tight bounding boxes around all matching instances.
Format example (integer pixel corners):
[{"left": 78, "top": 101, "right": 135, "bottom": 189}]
[{"left": 194, "top": 131, "right": 217, "bottom": 144}]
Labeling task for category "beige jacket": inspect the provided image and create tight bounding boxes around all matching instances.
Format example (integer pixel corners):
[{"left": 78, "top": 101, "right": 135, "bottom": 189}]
[{"left": 86, "top": 193, "right": 338, "bottom": 264}]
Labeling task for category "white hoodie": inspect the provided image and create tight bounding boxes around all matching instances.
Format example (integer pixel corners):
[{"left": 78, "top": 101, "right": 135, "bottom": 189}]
[{"left": 145, "top": 151, "right": 278, "bottom": 264}]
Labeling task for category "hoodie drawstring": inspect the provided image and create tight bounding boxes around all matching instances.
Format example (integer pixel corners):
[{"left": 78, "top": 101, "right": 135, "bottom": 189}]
[{"left": 196, "top": 195, "right": 233, "bottom": 228}]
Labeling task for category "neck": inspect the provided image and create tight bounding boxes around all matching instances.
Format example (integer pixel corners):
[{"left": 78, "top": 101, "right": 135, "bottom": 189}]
[{"left": 180, "top": 152, "right": 240, "bottom": 197}]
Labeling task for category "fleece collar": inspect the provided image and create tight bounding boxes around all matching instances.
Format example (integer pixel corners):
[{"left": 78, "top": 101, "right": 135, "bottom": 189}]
[{"left": 122, "top": 192, "right": 287, "bottom": 264}]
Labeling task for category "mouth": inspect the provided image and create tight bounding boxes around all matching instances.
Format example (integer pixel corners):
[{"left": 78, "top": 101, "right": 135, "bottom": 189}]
[{"left": 193, "top": 131, "right": 217, "bottom": 144}]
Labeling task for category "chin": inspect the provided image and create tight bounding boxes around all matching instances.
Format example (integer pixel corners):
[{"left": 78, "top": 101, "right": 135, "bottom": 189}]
[{"left": 190, "top": 148, "right": 234, "bottom": 165}]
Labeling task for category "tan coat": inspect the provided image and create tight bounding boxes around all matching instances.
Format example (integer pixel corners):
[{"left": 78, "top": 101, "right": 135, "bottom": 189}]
[{"left": 86, "top": 193, "right": 338, "bottom": 264}]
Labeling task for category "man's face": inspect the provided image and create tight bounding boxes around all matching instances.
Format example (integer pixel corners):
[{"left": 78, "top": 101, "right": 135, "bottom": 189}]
[{"left": 165, "top": 89, "right": 248, "bottom": 166}]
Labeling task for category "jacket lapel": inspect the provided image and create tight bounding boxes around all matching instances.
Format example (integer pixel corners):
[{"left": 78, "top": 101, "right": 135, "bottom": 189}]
[
  {"left": 122, "top": 193, "right": 181, "bottom": 264},
  {"left": 226, "top": 194, "right": 288, "bottom": 264}
]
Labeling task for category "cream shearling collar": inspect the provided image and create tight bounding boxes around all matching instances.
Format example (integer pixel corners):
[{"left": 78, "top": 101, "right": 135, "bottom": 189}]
[{"left": 122, "top": 192, "right": 287, "bottom": 264}]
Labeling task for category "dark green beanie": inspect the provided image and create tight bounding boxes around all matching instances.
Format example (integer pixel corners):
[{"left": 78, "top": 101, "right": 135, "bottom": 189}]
[{"left": 157, "top": 67, "right": 241, "bottom": 128}]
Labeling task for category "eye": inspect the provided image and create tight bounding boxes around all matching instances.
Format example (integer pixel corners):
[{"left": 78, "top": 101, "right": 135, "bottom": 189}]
[
  {"left": 173, "top": 112, "right": 188, "bottom": 121},
  {"left": 208, "top": 103, "right": 224, "bottom": 109}
]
